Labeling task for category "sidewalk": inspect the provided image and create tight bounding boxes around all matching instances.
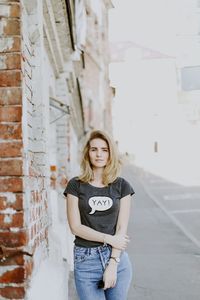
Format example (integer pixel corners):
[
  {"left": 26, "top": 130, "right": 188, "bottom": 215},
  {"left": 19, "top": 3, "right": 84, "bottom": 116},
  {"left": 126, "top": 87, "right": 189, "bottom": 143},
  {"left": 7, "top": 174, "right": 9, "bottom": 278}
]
[{"left": 122, "top": 164, "right": 200, "bottom": 300}]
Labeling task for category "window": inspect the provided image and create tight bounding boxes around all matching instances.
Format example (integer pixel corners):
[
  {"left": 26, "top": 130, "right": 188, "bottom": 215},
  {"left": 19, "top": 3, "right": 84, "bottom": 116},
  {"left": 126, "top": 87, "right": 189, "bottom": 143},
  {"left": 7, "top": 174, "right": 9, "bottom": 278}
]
[{"left": 181, "top": 66, "right": 200, "bottom": 91}]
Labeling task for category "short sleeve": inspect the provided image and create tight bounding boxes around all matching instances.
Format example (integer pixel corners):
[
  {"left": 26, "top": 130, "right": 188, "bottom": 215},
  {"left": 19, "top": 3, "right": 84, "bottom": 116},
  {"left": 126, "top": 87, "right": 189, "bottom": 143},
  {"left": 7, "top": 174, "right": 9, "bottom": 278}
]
[
  {"left": 63, "top": 177, "right": 79, "bottom": 197},
  {"left": 121, "top": 178, "right": 135, "bottom": 198}
]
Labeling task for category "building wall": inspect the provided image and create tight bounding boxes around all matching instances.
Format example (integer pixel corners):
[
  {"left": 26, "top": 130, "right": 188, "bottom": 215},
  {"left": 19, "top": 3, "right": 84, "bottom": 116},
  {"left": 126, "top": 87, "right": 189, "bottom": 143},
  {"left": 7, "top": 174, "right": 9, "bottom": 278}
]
[
  {"left": 0, "top": 0, "right": 113, "bottom": 299},
  {"left": 0, "top": 2, "right": 29, "bottom": 299},
  {"left": 82, "top": 0, "right": 114, "bottom": 132}
]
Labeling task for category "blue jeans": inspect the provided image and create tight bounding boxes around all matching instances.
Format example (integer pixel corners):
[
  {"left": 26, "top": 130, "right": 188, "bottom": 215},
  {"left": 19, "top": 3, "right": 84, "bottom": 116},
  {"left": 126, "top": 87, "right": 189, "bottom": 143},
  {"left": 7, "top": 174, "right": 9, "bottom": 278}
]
[{"left": 74, "top": 244, "right": 132, "bottom": 300}]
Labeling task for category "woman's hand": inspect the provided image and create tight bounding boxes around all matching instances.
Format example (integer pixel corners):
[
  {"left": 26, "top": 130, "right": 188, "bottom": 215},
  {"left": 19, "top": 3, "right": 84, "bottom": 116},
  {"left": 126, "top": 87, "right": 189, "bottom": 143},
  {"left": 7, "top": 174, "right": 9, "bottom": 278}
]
[
  {"left": 106, "top": 234, "right": 130, "bottom": 250},
  {"left": 103, "top": 260, "right": 118, "bottom": 289}
]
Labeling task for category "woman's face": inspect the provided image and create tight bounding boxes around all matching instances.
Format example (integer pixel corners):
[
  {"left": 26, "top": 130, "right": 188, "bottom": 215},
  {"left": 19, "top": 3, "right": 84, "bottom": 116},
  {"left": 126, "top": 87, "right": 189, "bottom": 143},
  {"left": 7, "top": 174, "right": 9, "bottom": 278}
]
[{"left": 88, "top": 138, "right": 109, "bottom": 169}]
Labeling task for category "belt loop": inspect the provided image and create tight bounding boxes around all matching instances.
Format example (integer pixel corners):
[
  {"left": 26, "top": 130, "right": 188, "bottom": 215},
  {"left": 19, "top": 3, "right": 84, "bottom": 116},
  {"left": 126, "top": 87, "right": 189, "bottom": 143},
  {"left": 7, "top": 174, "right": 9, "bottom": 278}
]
[{"left": 98, "top": 246, "right": 108, "bottom": 270}]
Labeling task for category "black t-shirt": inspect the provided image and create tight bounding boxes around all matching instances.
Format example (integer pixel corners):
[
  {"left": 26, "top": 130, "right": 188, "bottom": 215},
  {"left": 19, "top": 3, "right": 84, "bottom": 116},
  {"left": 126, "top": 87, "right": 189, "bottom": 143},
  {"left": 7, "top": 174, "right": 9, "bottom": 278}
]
[{"left": 63, "top": 177, "right": 135, "bottom": 247}]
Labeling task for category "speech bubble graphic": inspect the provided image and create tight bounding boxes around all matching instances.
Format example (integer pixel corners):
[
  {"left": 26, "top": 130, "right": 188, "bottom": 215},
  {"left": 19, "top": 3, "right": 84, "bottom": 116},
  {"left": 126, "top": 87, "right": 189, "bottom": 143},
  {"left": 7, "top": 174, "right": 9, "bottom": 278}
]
[{"left": 88, "top": 196, "right": 113, "bottom": 214}]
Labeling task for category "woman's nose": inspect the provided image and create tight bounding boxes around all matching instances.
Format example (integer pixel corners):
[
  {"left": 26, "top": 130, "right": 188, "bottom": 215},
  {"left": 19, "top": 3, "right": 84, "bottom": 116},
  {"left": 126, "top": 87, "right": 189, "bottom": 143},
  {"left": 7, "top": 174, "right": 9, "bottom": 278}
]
[{"left": 96, "top": 150, "right": 102, "bottom": 156}]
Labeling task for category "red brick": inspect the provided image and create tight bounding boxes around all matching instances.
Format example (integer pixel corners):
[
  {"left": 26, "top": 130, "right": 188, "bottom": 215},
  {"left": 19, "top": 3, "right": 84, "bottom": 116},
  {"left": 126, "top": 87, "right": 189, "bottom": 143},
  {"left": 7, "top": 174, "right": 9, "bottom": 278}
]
[
  {"left": 0, "top": 53, "right": 21, "bottom": 70},
  {"left": 0, "top": 123, "right": 22, "bottom": 139},
  {"left": 0, "top": 141, "right": 23, "bottom": 157},
  {"left": 0, "top": 88, "right": 22, "bottom": 105},
  {"left": 0, "top": 196, "right": 7, "bottom": 210},
  {"left": 10, "top": 4, "right": 20, "bottom": 18},
  {"left": 0, "top": 0, "right": 20, "bottom": 2},
  {"left": 0, "top": 106, "right": 22, "bottom": 122},
  {"left": 0, "top": 4, "right": 20, "bottom": 18},
  {"left": 0, "top": 212, "right": 23, "bottom": 229},
  {"left": 0, "top": 253, "right": 24, "bottom": 266},
  {"left": 0, "top": 194, "right": 23, "bottom": 210},
  {"left": 25, "top": 258, "right": 33, "bottom": 278},
  {"left": 0, "top": 231, "right": 27, "bottom": 247},
  {"left": 31, "top": 190, "right": 42, "bottom": 203},
  {"left": 0, "top": 267, "right": 24, "bottom": 284},
  {"left": 0, "top": 70, "right": 21, "bottom": 87},
  {"left": 29, "top": 165, "right": 39, "bottom": 177},
  {"left": 2, "top": 19, "right": 20, "bottom": 36},
  {"left": 15, "top": 194, "right": 23, "bottom": 209},
  {"left": 0, "top": 177, "right": 23, "bottom": 192},
  {"left": 0, "top": 159, "right": 23, "bottom": 176},
  {"left": 0, "top": 286, "right": 25, "bottom": 299},
  {"left": 0, "top": 36, "right": 21, "bottom": 52}
]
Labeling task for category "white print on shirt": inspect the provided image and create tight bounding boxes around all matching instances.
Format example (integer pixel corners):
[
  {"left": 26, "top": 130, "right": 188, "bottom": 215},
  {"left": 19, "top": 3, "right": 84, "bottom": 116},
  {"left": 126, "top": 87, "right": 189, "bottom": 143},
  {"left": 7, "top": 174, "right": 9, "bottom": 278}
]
[{"left": 88, "top": 196, "right": 113, "bottom": 214}]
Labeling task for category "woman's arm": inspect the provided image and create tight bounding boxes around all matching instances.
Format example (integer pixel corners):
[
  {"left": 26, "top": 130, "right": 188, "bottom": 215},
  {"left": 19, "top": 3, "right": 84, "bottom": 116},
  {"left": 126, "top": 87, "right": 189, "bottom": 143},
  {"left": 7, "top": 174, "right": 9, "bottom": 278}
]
[
  {"left": 111, "top": 194, "right": 131, "bottom": 257},
  {"left": 66, "top": 193, "right": 129, "bottom": 250},
  {"left": 103, "top": 194, "right": 131, "bottom": 289}
]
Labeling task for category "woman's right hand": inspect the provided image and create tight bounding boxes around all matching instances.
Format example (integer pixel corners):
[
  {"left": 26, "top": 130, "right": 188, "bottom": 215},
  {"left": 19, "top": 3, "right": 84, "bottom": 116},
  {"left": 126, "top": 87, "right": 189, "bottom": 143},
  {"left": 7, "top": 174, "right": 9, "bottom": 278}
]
[{"left": 107, "top": 234, "right": 130, "bottom": 250}]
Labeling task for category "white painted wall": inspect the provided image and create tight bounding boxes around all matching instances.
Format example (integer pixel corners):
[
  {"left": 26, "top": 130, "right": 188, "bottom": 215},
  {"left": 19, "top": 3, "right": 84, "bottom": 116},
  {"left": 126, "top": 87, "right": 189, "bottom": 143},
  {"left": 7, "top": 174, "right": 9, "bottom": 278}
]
[{"left": 27, "top": 36, "right": 71, "bottom": 300}]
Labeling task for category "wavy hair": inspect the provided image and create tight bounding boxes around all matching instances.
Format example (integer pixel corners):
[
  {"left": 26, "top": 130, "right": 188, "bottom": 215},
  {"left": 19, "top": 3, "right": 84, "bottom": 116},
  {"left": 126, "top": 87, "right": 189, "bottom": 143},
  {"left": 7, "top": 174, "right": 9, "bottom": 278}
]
[{"left": 79, "top": 130, "right": 121, "bottom": 185}]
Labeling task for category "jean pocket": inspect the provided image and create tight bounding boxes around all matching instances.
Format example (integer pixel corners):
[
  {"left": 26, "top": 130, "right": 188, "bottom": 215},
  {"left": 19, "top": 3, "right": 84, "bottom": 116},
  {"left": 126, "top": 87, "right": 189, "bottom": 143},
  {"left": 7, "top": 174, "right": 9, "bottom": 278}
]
[
  {"left": 74, "top": 253, "right": 88, "bottom": 263},
  {"left": 74, "top": 247, "right": 89, "bottom": 263}
]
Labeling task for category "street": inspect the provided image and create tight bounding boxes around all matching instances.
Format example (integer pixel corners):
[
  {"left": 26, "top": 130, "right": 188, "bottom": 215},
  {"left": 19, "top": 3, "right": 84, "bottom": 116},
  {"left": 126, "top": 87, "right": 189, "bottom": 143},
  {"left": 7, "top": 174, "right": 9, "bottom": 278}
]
[
  {"left": 123, "top": 164, "right": 200, "bottom": 300},
  {"left": 69, "top": 163, "right": 200, "bottom": 300}
]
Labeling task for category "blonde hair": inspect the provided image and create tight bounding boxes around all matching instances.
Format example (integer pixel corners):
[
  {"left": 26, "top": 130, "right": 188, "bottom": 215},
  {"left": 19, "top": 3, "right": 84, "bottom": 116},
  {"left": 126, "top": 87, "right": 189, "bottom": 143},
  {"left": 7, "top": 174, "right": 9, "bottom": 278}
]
[{"left": 79, "top": 130, "right": 121, "bottom": 185}]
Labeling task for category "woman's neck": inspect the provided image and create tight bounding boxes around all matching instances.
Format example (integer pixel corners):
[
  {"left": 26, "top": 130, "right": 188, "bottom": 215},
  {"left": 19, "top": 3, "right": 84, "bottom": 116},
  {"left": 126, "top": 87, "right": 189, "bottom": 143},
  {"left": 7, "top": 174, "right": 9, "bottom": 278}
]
[{"left": 91, "top": 168, "right": 104, "bottom": 186}]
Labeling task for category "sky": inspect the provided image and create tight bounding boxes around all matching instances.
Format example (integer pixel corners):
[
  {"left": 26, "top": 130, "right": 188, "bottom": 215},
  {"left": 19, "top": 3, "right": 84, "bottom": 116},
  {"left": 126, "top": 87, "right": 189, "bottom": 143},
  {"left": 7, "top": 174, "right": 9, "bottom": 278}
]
[{"left": 109, "top": 0, "right": 198, "bottom": 56}]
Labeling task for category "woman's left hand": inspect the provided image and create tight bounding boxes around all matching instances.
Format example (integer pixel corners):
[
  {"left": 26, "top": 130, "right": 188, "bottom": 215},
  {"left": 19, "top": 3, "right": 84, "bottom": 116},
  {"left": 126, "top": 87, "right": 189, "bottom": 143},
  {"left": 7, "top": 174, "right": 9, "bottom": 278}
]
[{"left": 103, "top": 260, "right": 118, "bottom": 289}]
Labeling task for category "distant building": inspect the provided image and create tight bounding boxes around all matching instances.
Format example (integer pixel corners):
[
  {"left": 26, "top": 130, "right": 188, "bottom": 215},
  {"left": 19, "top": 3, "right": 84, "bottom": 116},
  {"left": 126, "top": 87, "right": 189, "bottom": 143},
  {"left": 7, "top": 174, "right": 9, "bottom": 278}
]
[{"left": 176, "top": 0, "right": 200, "bottom": 125}]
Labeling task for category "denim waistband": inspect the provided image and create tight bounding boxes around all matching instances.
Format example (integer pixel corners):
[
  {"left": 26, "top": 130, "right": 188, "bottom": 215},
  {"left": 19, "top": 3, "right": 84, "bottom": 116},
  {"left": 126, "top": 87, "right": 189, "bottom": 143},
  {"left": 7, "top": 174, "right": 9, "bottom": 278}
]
[
  {"left": 74, "top": 244, "right": 112, "bottom": 269},
  {"left": 74, "top": 243, "right": 111, "bottom": 255}
]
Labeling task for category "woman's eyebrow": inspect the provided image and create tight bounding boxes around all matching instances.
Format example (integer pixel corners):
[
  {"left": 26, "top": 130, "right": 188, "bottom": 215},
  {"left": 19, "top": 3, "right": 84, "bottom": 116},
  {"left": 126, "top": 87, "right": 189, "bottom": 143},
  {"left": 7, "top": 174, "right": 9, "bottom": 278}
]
[{"left": 89, "top": 146, "right": 108, "bottom": 149}]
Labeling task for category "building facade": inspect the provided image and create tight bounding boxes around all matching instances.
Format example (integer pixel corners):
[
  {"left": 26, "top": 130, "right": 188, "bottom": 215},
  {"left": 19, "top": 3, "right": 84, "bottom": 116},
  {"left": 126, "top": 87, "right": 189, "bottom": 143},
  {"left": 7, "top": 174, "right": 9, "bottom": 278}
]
[{"left": 0, "top": 0, "right": 113, "bottom": 299}]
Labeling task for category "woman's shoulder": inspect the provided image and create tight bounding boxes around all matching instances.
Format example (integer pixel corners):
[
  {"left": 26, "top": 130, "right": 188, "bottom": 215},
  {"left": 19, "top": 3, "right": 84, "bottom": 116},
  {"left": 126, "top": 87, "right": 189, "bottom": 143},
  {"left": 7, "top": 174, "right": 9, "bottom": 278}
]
[
  {"left": 112, "top": 177, "right": 127, "bottom": 185},
  {"left": 68, "top": 176, "right": 80, "bottom": 183},
  {"left": 63, "top": 176, "right": 80, "bottom": 197},
  {"left": 111, "top": 177, "right": 135, "bottom": 196},
  {"left": 67, "top": 176, "right": 83, "bottom": 187},
  {"left": 109, "top": 177, "right": 124, "bottom": 188}
]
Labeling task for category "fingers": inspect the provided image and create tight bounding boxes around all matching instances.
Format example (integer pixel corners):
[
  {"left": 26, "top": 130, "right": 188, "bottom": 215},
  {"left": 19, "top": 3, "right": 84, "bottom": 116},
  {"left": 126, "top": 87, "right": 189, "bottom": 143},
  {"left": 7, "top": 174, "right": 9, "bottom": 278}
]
[
  {"left": 115, "top": 240, "right": 130, "bottom": 250},
  {"left": 124, "top": 235, "right": 130, "bottom": 244},
  {"left": 121, "top": 235, "right": 130, "bottom": 250},
  {"left": 125, "top": 235, "right": 130, "bottom": 242},
  {"left": 111, "top": 279, "right": 117, "bottom": 288},
  {"left": 120, "top": 234, "right": 130, "bottom": 242},
  {"left": 103, "top": 280, "right": 116, "bottom": 290},
  {"left": 111, "top": 234, "right": 131, "bottom": 250}
]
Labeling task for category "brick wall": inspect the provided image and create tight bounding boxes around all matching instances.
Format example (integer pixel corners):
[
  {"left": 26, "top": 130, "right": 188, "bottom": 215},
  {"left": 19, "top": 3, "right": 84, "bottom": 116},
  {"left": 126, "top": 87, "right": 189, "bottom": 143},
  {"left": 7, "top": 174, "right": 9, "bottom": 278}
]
[
  {"left": 0, "top": 0, "right": 113, "bottom": 298},
  {"left": 0, "top": 1, "right": 49, "bottom": 299},
  {"left": 21, "top": 0, "right": 49, "bottom": 258},
  {"left": 0, "top": 1, "right": 28, "bottom": 299}
]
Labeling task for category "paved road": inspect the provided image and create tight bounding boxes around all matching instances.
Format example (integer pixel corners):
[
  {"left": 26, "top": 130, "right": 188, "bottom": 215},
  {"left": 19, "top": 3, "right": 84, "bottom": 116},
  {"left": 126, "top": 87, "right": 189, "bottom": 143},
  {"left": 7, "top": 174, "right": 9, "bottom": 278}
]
[
  {"left": 68, "top": 163, "right": 200, "bottom": 299},
  {"left": 123, "top": 164, "right": 200, "bottom": 300},
  {"left": 138, "top": 166, "right": 200, "bottom": 249}
]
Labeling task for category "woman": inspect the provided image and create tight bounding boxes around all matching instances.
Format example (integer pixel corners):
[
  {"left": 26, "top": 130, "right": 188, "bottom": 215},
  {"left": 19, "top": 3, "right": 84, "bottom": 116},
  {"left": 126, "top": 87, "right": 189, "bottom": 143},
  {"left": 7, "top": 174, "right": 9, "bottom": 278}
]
[{"left": 64, "top": 129, "right": 135, "bottom": 300}]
